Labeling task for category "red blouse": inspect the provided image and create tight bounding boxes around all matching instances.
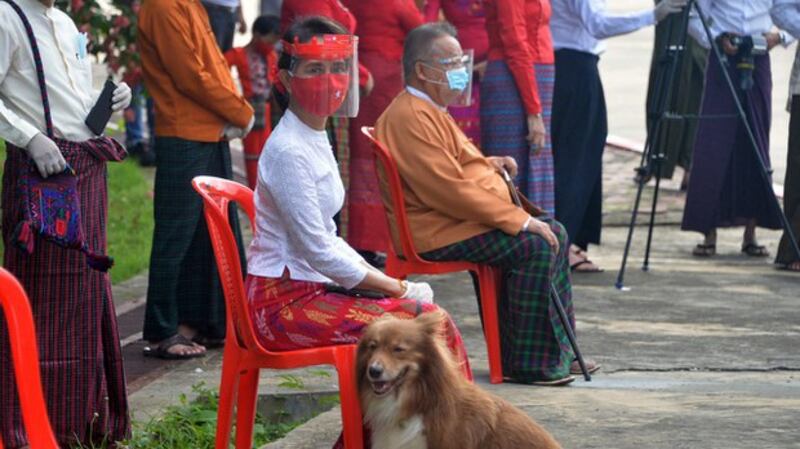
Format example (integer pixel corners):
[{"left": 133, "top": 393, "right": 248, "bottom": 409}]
[
  {"left": 424, "top": 0, "right": 489, "bottom": 62},
  {"left": 280, "top": 0, "right": 370, "bottom": 87},
  {"left": 347, "top": 0, "right": 423, "bottom": 61},
  {"left": 485, "top": 0, "right": 554, "bottom": 114}
]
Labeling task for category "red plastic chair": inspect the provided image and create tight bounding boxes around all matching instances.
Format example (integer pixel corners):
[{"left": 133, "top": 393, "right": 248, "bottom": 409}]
[
  {"left": 361, "top": 127, "right": 505, "bottom": 384},
  {"left": 0, "top": 269, "right": 59, "bottom": 449},
  {"left": 191, "top": 176, "right": 364, "bottom": 449}
]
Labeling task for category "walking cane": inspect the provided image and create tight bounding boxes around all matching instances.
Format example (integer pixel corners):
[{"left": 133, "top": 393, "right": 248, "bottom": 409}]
[{"left": 501, "top": 169, "right": 592, "bottom": 381}]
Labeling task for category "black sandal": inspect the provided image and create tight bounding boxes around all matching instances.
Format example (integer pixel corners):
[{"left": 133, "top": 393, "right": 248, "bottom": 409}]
[
  {"left": 570, "top": 259, "right": 604, "bottom": 273},
  {"left": 143, "top": 334, "right": 206, "bottom": 360},
  {"left": 741, "top": 242, "right": 770, "bottom": 258},
  {"left": 692, "top": 243, "right": 716, "bottom": 257}
]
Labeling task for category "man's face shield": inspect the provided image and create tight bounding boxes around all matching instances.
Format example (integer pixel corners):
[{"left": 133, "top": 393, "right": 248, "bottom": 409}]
[
  {"left": 419, "top": 49, "right": 474, "bottom": 107},
  {"left": 283, "top": 34, "right": 360, "bottom": 118}
]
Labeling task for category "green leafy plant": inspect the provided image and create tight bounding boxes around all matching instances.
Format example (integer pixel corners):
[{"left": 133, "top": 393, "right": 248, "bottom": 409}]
[
  {"left": 72, "top": 383, "right": 301, "bottom": 449},
  {"left": 277, "top": 374, "right": 306, "bottom": 391},
  {"left": 56, "top": 0, "right": 142, "bottom": 85}
]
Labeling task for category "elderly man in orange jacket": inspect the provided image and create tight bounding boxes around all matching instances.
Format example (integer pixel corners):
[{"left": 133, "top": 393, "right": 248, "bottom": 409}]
[
  {"left": 377, "top": 23, "right": 599, "bottom": 386},
  {"left": 138, "top": 0, "right": 254, "bottom": 359}
]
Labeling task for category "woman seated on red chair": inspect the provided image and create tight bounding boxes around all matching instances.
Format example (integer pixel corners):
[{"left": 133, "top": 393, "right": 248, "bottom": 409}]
[{"left": 245, "top": 16, "right": 470, "bottom": 374}]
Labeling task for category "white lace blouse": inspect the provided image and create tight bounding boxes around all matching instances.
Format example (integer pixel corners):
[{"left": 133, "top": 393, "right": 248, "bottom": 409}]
[{"left": 247, "top": 109, "right": 368, "bottom": 288}]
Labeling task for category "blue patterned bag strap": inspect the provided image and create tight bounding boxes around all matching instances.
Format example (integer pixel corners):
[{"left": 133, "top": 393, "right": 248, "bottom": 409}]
[{"left": 1, "top": 0, "right": 55, "bottom": 139}]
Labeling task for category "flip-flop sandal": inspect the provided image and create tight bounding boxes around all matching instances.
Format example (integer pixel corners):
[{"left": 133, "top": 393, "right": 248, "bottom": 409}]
[
  {"left": 143, "top": 334, "right": 206, "bottom": 360},
  {"left": 776, "top": 262, "right": 800, "bottom": 272},
  {"left": 741, "top": 242, "right": 770, "bottom": 258},
  {"left": 530, "top": 375, "right": 575, "bottom": 387},
  {"left": 570, "top": 360, "right": 602, "bottom": 375},
  {"left": 570, "top": 259, "right": 604, "bottom": 273},
  {"left": 692, "top": 243, "right": 716, "bottom": 257}
]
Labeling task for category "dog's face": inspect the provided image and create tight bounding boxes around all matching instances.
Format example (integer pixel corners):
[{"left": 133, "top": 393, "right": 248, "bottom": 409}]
[{"left": 357, "top": 311, "right": 445, "bottom": 398}]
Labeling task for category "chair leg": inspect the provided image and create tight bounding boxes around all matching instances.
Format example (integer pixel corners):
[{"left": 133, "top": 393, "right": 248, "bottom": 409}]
[
  {"left": 335, "top": 348, "right": 364, "bottom": 449},
  {"left": 215, "top": 345, "right": 241, "bottom": 449},
  {"left": 477, "top": 266, "right": 504, "bottom": 384},
  {"left": 234, "top": 368, "right": 261, "bottom": 449},
  {"left": 384, "top": 255, "right": 406, "bottom": 280}
]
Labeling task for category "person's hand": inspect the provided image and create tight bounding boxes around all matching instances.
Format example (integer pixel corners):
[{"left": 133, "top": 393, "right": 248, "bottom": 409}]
[
  {"left": 221, "top": 116, "right": 255, "bottom": 140},
  {"left": 524, "top": 216, "right": 560, "bottom": 253},
  {"left": 654, "top": 0, "right": 687, "bottom": 22},
  {"left": 719, "top": 34, "right": 739, "bottom": 56},
  {"left": 764, "top": 32, "right": 781, "bottom": 51},
  {"left": 474, "top": 60, "right": 488, "bottom": 81},
  {"left": 488, "top": 156, "right": 518, "bottom": 177},
  {"left": 111, "top": 82, "right": 132, "bottom": 112},
  {"left": 25, "top": 133, "right": 67, "bottom": 178},
  {"left": 526, "top": 113, "right": 546, "bottom": 152},
  {"left": 361, "top": 72, "right": 375, "bottom": 98},
  {"left": 400, "top": 281, "right": 434, "bottom": 304}
]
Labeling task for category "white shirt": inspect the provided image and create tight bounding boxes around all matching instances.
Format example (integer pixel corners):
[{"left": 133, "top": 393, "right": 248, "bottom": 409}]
[
  {"left": 550, "top": 0, "right": 655, "bottom": 55},
  {"left": 688, "top": 0, "right": 788, "bottom": 49},
  {"left": 406, "top": 85, "right": 447, "bottom": 111},
  {"left": 771, "top": 0, "right": 800, "bottom": 98},
  {"left": 247, "top": 109, "right": 368, "bottom": 289},
  {"left": 0, "top": 0, "right": 95, "bottom": 147}
]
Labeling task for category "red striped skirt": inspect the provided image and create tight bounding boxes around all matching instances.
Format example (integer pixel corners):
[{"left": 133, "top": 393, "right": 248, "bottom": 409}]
[
  {"left": 0, "top": 141, "right": 130, "bottom": 447},
  {"left": 245, "top": 274, "right": 472, "bottom": 377}
]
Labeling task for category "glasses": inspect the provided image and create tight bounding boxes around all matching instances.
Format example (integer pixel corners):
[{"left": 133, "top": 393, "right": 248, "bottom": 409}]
[{"left": 420, "top": 54, "right": 469, "bottom": 70}]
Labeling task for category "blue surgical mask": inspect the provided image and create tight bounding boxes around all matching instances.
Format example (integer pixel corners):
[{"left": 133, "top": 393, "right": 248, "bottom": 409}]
[
  {"left": 421, "top": 61, "right": 471, "bottom": 93},
  {"left": 445, "top": 67, "right": 469, "bottom": 92}
]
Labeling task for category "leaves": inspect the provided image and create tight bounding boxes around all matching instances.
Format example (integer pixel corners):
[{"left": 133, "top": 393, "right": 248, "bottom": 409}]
[{"left": 62, "top": 0, "right": 142, "bottom": 83}]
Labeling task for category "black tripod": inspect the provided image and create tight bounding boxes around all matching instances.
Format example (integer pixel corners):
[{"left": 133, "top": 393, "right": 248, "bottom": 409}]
[{"left": 616, "top": 0, "right": 800, "bottom": 290}]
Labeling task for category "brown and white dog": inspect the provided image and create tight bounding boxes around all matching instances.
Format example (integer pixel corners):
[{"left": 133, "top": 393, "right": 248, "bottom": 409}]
[{"left": 357, "top": 312, "right": 562, "bottom": 449}]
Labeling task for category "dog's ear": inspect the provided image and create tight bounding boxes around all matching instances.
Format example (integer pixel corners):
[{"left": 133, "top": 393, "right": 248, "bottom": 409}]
[{"left": 415, "top": 310, "right": 446, "bottom": 336}]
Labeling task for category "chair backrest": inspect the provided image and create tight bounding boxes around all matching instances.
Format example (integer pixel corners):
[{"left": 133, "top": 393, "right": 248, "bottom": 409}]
[
  {"left": 361, "top": 126, "right": 428, "bottom": 264},
  {"left": 0, "top": 269, "right": 59, "bottom": 449},
  {"left": 191, "top": 176, "right": 264, "bottom": 353}
]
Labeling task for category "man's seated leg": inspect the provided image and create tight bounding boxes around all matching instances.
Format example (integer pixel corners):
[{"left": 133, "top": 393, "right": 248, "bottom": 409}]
[{"left": 421, "top": 218, "right": 576, "bottom": 383}]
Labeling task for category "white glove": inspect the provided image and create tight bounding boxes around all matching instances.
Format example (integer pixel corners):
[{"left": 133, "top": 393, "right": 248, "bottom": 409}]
[
  {"left": 111, "top": 82, "right": 132, "bottom": 112},
  {"left": 221, "top": 116, "right": 256, "bottom": 140},
  {"left": 26, "top": 133, "right": 67, "bottom": 178},
  {"left": 400, "top": 281, "right": 434, "bottom": 304},
  {"left": 654, "top": 0, "right": 688, "bottom": 22}
]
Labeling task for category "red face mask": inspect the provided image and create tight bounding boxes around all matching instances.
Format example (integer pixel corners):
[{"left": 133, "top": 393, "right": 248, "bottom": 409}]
[{"left": 290, "top": 73, "right": 350, "bottom": 117}]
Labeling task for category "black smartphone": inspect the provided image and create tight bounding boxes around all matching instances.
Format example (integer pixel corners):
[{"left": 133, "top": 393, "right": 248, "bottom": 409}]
[{"left": 84, "top": 78, "right": 116, "bottom": 136}]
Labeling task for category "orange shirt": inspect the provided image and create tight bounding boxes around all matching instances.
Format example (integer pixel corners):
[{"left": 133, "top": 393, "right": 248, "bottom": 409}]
[
  {"left": 138, "top": 0, "right": 253, "bottom": 142},
  {"left": 376, "top": 91, "right": 529, "bottom": 253}
]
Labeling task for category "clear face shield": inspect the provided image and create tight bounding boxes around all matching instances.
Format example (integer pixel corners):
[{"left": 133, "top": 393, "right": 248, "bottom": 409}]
[
  {"left": 283, "top": 34, "right": 360, "bottom": 118},
  {"left": 420, "top": 49, "right": 474, "bottom": 107}
]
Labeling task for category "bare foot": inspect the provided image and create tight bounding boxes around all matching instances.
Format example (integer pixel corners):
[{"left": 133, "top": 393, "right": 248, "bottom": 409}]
[{"left": 786, "top": 261, "right": 800, "bottom": 272}]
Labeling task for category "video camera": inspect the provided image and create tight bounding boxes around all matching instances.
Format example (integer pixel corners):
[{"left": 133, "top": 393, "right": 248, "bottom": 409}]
[{"left": 720, "top": 34, "right": 768, "bottom": 91}]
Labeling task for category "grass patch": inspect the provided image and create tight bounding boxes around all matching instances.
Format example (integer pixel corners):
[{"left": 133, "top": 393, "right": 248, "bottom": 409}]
[
  {"left": 0, "top": 140, "right": 153, "bottom": 283},
  {"left": 74, "top": 384, "right": 300, "bottom": 449}
]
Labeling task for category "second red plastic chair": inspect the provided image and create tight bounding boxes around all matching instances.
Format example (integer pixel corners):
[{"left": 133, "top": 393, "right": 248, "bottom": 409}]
[
  {"left": 191, "top": 176, "right": 364, "bottom": 449},
  {"left": 0, "top": 268, "right": 59, "bottom": 449},
  {"left": 361, "top": 127, "right": 505, "bottom": 384}
]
